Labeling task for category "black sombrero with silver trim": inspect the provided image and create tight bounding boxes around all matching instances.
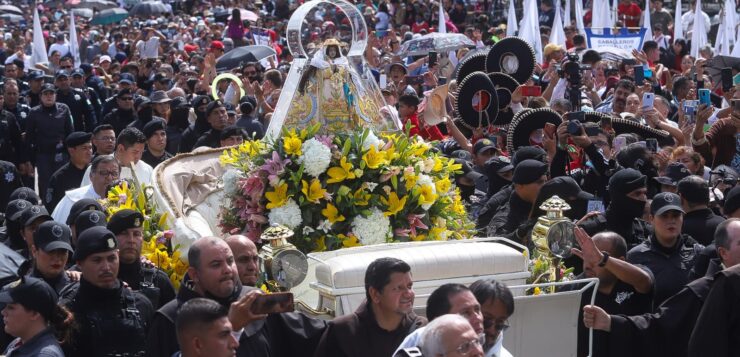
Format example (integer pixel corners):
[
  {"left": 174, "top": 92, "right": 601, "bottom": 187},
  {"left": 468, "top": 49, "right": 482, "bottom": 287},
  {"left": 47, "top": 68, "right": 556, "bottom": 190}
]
[
  {"left": 488, "top": 72, "right": 519, "bottom": 125},
  {"left": 456, "top": 72, "right": 499, "bottom": 129},
  {"left": 454, "top": 49, "right": 488, "bottom": 86},
  {"left": 506, "top": 108, "right": 563, "bottom": 153},
  {"left": 485, "top": 37, "right": 536, "bottom": 85},
  {"left": 583, "top": 111, "right": 614, "bottom": 124},
  {"left": 611, "top": 117, "right": 674, "bottom": 147}
]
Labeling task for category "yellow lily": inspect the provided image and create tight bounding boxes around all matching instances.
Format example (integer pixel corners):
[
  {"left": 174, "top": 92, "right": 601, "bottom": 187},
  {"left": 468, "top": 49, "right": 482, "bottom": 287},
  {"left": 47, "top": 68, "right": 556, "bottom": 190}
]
[
  {"left": 265, "top": 183, "right": 289, "bottom": 209},
  {"left": 353, "top": 188, "right": 371, "bottom": 206},
  {"left": 302, "top": 179, "right": 327, "bottom": 203},
  {"left": 435, "top": 177, "right": 452, "bottom": 194},
  {"left": 340, "top": 234, "right": 362, "bottom": 248},
  {"left": 283, "top": 132, "right": 303, "bottom": 156},
  {"left": 381, "top": 192, "right": 407, "bottom": 217},
  {"left": 321, "top": 203, "right": 345, "bottom": 223},
  {"left": 403, "top": 171, "right": 418, "bottom": 191},
  {"left": 418, "top": 185, "right": 438, "bottom": 208},
  {"left": 315, "top": 236, "right": 327, "bottom": 252},
  {"left": 327, "top": 157, "right": 356, "bottom": 183},
  {"left": 362, "top": 145, "right": 387, "bottom": 169}
]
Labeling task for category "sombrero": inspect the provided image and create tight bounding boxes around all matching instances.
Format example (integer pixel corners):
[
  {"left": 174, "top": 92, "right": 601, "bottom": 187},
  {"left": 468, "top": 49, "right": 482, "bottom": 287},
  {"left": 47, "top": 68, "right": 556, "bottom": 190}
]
[
  {"left": 486, "top": 37, "right": 536, "bottom": 85},
  {"left": 583, "top": 111, "right": 614, "bottom": 124},
  {"left": 422, "top": 84, "right": 449, "bottom": 126},
  {"left": 611, "top": 117, "right": 674, "bottom": 147},
  {"left": 506, "top": 108, "right": 563, "bottom": 153},
  {"left": 454, "top": 49, "right": 488, "bottom": 86},
  {"left": 456, "top": 72, "right": 499, "bottom": 129},
  {"left": 488, "top": 72, "right": 519, "bottom": 110}
]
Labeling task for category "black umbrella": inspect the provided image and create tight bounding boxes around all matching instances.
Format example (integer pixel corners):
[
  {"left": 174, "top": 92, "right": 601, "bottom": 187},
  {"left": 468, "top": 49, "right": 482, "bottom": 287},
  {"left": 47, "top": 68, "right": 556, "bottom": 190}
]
[
  {"left": 0, "top": 5, "right": 22, "bottom": 15},
  {"left": 705, "top": 55, "right": 740, "bottom": 89},
  {"left": 76, "top": 0, "right": 118, "bottom": 10},
  {"left": 216, "top": 45, "right": 277, "bottom": 72},
  {"left": 129, "top": 1, "right": 168, "bottom": 17},
  {"left": 91, "top": 7, "right": 129, "bottom": 25}
]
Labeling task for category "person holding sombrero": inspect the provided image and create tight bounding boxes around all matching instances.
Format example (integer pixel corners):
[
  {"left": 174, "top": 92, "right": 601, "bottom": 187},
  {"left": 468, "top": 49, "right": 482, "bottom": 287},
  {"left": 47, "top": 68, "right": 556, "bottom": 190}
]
[{"left": 398, "top": 94, "right": 444, "bottom": 141}]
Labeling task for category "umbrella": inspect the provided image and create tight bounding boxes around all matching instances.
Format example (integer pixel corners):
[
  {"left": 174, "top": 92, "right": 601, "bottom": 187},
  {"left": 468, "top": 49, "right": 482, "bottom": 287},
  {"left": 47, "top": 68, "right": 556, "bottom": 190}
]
[
  {"left": 704, "top": 55, "right": 740, "bottom": 87},
  {"left": 72, "top": 8, "right": 94, "bottom": 18},
  {"left": 0, "top": 4, "right": 22, "bottom": 15},
  {"left": 91, "top": 7, "right": 129, "bottom": 25},
  {"left": 0, "top": 13, "right": 22, "bottom": 23},
  {"left": 230, "top": 9, "right": 259, "bottom": 22},
  {"left": 75, "top": 0, "right": 118, "bottom": 10},
  {"left": 216, "top": 45, "right": 276, "bottom": 72},
  {"left": 593, "top": 46, "right": 633, "bottom": 63},
  {"left": 129, "top": 1, "right": 168, "bottom": 17},
  {"left": 398, "top": 33, "right": 475, "bottom": 57}
]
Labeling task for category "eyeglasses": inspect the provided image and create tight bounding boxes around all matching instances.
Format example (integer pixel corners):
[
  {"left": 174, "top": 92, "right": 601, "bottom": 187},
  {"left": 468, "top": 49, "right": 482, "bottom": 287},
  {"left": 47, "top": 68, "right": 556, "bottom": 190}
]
[
  {"left": 483, "top": 319, "right": 510, "bottom": 331},
  {"left": 96, "top": 170, "right": 119, "bottom": 177},
  {"left": 118, "top": 96, "right": 134, "bottom": 101},
  {"left": 447, "top": 338, "right": 481, "bottom": 356}
]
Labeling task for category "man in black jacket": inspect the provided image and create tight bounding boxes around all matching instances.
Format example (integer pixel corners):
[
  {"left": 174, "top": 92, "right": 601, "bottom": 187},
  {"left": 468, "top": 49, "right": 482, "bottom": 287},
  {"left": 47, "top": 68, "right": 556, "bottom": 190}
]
[
  {"left": 486, "top": 159, "right": 548, "bottom": 240},
  {"left": 677, "top": 175, "right": 725, "bottom": 246},
  {"left": 101, "top": 89, "right": 138, "bottom": 135}
]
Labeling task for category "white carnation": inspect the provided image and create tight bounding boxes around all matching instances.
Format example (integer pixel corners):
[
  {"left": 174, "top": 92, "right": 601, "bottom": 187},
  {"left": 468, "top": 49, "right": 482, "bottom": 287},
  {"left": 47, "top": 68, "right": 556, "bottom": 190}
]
[
  {"left": 417, "top": 174, "right": 434, "bottom": 188},
  {"left": 362, "top": 130, "right": 383, "bottom": 151},
  {"left": 351, "top": 208, "right": 391, "bottom": 245},
  {"left": 268, "top": 199, "right": 303, "bottom": 229},
  {"left": 222, "top": 169, "right": 244, "bottom": 196},
  {"left": 299, "top": 138, "right": 332, "bottom": 177}
]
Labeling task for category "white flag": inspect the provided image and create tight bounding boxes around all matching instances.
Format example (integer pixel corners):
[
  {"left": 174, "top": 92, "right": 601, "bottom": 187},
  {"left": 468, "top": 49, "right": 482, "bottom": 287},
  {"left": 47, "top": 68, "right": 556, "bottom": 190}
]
[
  {"left": 550, "top": 0, "right": 567, "bottom": 46},
  {"left": 519, "top": 0, "right": 543, "bottom": 63},
  {"left": 69, "top": 11, "right": 81, "bottom": 67},
  {"left": 575, "top": 0, "right": 585, "bottom": 35},
  {"left": 690, "top": 0, "right": 707, "bottom": 57},
  {"left": 732, "top": 25, "right": 740, "bottom": 56},
  {"left": 507, "top": 0, "right": 518, "bottom": 37},
  {"left": 673, "top": 0, "right": 683, "bottom": 40},
  {"left": 438, "top": 1, "right": 446, "bottom": 34},
  {"left": 563, "top": 0, "right": 571, "bottom": 32},
  {"left": 714, "top": 8, "right": 730, "bottom": 55},
  {"left": 642, "top": 0, "right": 652, "bottom": 41},
  {"left": 31, "top": 8, "right": 48, "bottom": 66},
  {"left": 592, "top": 0, "right": 612, "bottom": 28}
]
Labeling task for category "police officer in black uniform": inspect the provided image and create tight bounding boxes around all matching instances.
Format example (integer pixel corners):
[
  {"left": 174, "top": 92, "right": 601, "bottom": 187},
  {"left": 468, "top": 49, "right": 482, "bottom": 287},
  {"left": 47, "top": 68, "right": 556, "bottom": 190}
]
[
  {"left": 28, "top": 221, "right": 75, "bottom": 293},
  {"left": 45, "top": 132, "right": 93, "bottom": 212},
  {"left": 0, "top": 161, "right": 23, "bottom": 214},
  {"left": 59, "top": 226, "right": 154, "bottom": 356},
  {"left": 141, "top": 119, "right": 173, "bottom": 168},
  {"left": 2, "top": 61, "right": 30, "bottom": 94},
  {"left": 2, "top": 80, "right": 31, "bottom": 132},
  {"left": 54, "top": 70, "right": 97, "bottom": 133},
  {"left": 107, "top": 209, "right": 176, "bottom": 309},
  {"left": 70, "top": 68, "right": 103, "bottom": 121},
  {"left": 101, "top": 73, "right": 138, "bottom": 118},
  {"left": 102, "top": 89, "right": 138, "bottom": 135},
  {"left": 25, "top": 83, "right": 74, "bottom": 202},
  {"left": 23, "top": 70, "right": 45, "bottom": 108},
  {"left": 0, "top": 88, "right": 27, "bottom": 169},
  {"left": 81, "top": 64, "right": 108, "bottom": 103}
]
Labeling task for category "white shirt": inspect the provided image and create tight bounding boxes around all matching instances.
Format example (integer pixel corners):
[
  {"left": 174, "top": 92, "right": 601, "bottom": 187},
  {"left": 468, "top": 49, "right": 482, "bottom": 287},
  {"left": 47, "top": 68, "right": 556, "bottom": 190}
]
[
  {"left": 48, "top": 42, "right": 70, "bottom": 57},
  {"left": 51, "top": 184, "right": 101, "bottom": 224},
  {"left": 396, "top": 327, "right": 513, "bottom": 357},
  {"left": 681, "top": 11, "right": 711, "bottom": 38},
  {"left": 80, "top": 158, "right": 153, "bottom": 187},
  {"left": 136, "top": 37, "right": 160, "bottom": 59}
]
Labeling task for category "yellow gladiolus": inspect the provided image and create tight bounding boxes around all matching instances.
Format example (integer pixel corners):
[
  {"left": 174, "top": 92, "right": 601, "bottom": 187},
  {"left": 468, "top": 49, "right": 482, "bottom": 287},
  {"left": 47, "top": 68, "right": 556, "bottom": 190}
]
[
  {"left": 321, "top": 203, "right": 345, "bottom": 223},
  {"left": 362, "top": 145, "right": 387, "bottom": 169},
  {"left": 381, "top": 192, "right": 407, "bottom": 217},
  {"left": 327, "top": 157, "right": 356, "bottom": 183},
  {"left": 265, "top": 183, "right": 289, "bottom": 209},
  {"left": 302, "top": 179, "right": 327, "bottom": 203}
]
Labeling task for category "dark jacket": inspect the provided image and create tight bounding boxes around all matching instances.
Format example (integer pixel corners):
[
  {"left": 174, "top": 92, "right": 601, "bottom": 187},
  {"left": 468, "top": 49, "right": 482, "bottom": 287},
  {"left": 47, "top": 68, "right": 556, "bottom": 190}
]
[
  {"left": 235, "top": 115, "right": 265, "bottom": 140},
  {"left": 3, "top": 328, "right": 64, "bottom": 357},
  {"left": 44, "top": 162, "right": 88, "bottom": 212},
  {"left": 476, "top": 185, "right": 513, "bottom": 232},
  {"left": 0, "top": 110, "right": 26, "bottom": 164},
  {"left": 118, "top": 260, "right": 176, "bottom": 309},
  {"left": 681, "top": 208, "right": 725, "bottom": 246},
  {"left": 55, "top": 88, "right": 97, "bottom": 132},
  {"left": 627, "top": 234, "right": 703, "bottom": 307},
  {"left": 486, "top": 191, "right": 533, "bottom": 239},
  {"left": 688, "top": 264, "right": 740, "bottom": 357},
  {"left": 313, "top": 300, "right": 426, "bottom": 357},
  {"left": 580, "top": 210, "right": 652, "bottom": 250},
  {"left": 26, "top": 103, "right": 73, "bottom": 155},
  {"left": 102, "top": 108, "right": 136, "bottom": 135},
  {"left": 193, "top": 129, "right": 222, "bottom": 149}
]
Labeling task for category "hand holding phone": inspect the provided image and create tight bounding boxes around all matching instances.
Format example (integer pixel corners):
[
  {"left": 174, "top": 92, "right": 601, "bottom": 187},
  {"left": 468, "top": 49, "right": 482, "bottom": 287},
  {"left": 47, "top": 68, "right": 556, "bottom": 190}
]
[
  {"left": 521, "top": 85, "right": 541, "bottom": 97},
  {"left": 251, "top": 292, "right": 294, "bottom": 315},
  {"left": 428, "top": 51, "right": 438, "bottom": 67},
  {"left": 633, "top": 65, "right": 645, "bottom": 85},
  {"left": 698, "top": 88, "right": 711, "bottom": 106},
  {"left": 544, "top": 122, "right": 556, "bottom": 139}
]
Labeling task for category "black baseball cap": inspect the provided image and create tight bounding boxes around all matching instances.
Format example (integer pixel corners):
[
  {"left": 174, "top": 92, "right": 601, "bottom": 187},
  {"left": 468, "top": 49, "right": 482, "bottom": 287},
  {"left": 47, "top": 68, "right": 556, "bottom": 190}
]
[
  {"left": 473, "top": 138, "right": 497, "bottom": 156},
  {"left": 452, "top": 158, "right": 484, "bottom": 182},
  {"left": 654, "top": 162, "right": 691, "bottom": 186},
  {"left": 33, "top": 221, "right": 73, "bottom": 253},
  {"left": 66, "top": 198, "right": 105, "bottom": 225},
  {"left": 650, "top": 192, "right": 685, "bottom": 216},
  {"left": 41, "top": 83, "right": 56, "bottom": 93},
  {"left": 18, "top": 205, "right": 52, "bottom": 227},
  {"left": 484, "top": 156, "right": 514, "bottom": 175},
  {"left": 55, "top": 70, "right": 70, "bottom": 79},
  {"left": 547, "top": 176, "right": 595, "bottom": 201},
  {"left": 74, "top": 226, "right": 118, "bottom": 261},
  {"left": 450, "top": 149, "right": 473, "bottom": 161},
  {"left": 512, "top": 159, "right": 548, "bottom": 184},
  {"left": 5, "top": 199, "right": 32, "bottom": 222},
  {"left": 75, "top": 210, "right": 108, "bottom": 236},
  {"left": 119, "top": 73, "right": 135, "bottom": 84},
  {"left": 511, "top": 146, "right": 547, "bottom": 166},
  {"left": 0, "top": 277, "right": 58, "bottom": 321},
  {"left": 71, "top": 68, "right": 84, "bottom": 77},
  {"left": 107, "top": 209, "right": 144, "bottom": 235},
  {"left": 65, "top": 131, "right": 93, "bottom": 148},
  {"left": 9, "top": 187, "right": 40, "bottom": 205},
  {"left": 27, "top": 71, "right": 44, "bottom": 80}
]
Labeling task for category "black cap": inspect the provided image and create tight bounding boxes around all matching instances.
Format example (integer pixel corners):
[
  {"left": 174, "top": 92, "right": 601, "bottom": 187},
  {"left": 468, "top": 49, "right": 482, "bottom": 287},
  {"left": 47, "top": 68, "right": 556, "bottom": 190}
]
[
  {"left": 119, "top": 73, "right": 135, "bottom": 84},
  {"left": 654, "top": 162, "right": 691, "bottom": 186},
  {"left": 724, "top": 186, "right": 740, "bottom": 216},
  {"left": 608, "top": 168, "right": 646, "bottom": 196},
  {"left": 450, "top": 149, "right": 473, "bottom": 161},
  {"left": 107, "top": 209, "right": 144, "bottom": 235},
  {"left": 220, "top": 126, "right": 245, "bottom": 141},
  {"left": 74, "top": 210, "right": 108, "bottom": 236},
  {"left": 27, "top": 70, "right": 44, "bottom": 80},
  {"left": 191, "top": 95, "right": 210, "bottom": 109},
  {"left": 0, "top": 277, "right": 58, "bottom": 321},
  {"left": 484, "top": 156, "right": 514, "bottom": 175},
  {"left": 18, "top": 205, "right": 52, "bottom": 227},
  {"left": 473, "top": 138, "right": 497, "bottom": 156},
  {"left": 677, "top": 176, "right": 709, "bottom": 204},
  {"left": 205, "top": 100, "right": 224, "bottom": 118},
  {"left": 55, "top": 70, "right": 70, "bottom": 79},
  {"left": 64, "top": 131, "right": 93, "bottom": 148},
  {"left": 33, "top": 221, "right": 73, "bottom": 253},
  {"left": 71, "top": 68, "right": 84, "bottom": 77},
  {"left": 142, "top": 118, "right": 166, "bottom": 138},
  {"left": 66, "top": 198, "right": 105, "bottom": 225},
  {"left": 41, "top": 83, "right": 56, "bottom": 93},
  {"left": 452, "top": 158, "right": 484, "bottom": 182},
  {"left": 9, "top": 187, "right": 40, "bottom": 205},
  {"left": 547, "top": 176, "right": 595, "bottom": 201},
  {"left": 512, "top": 159, "right": 548, "bottom": 184},
  {"left": 5, "top": 199, "right": 32, "bottom": 222},
  {"left": 74, "top": 226, "right": 118, "bottom": 261},
  {"left": 650, "top": 192, "right": 685, "bottom": 216},
  {"left": 511, "top": 146, "right": 547, "bottom": 166},
  {"left": 116, "top": 88, "right": 133, "bottom": 98},
  {"left": 170, "top": 96, "right": 190, "bottom": 109}
]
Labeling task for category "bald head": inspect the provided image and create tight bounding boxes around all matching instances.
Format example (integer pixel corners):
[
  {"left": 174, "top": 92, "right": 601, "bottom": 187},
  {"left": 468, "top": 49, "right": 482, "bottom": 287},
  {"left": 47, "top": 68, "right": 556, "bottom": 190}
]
[
  {"left": 188, "top": 236, "right": 230, "bottom": 270},
  {"left": 592, "top": 232, "right": 628, "bottom": 259},
  {"left": 225, "top": 235, "right": 260, "bottom": 286},
  {"left": 187, "top": 237, "right": 238, "bottom": 298}
]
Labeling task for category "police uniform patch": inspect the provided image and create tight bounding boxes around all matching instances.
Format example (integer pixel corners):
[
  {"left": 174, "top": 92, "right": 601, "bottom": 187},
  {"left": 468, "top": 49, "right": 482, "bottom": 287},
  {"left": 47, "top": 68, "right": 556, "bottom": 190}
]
[
  {"left": 107, "top": 238, "right": 115, "bottom": 248},
  {"left": 74, "top": 94, "right": 81, "bottom": 101},
  {"left": 52, "top": 225, "right": 64, "bottom": 238},
  {"left": 90, "top": 213, "right": 100, "bottom": 223},
  {"left": 31, "top": 206, "right": 41, "bottom": 214},
  {"left": 4, "top": 171, "right": 14, "bottom": 182},
  {"left": 134, "top": 217, "right": 141, "bottom": 227},
  {"left": 15, "top": 201, "right": 28, "bottom": 210},
  {"left": 18, "top": 191, "right": 27, "bottom": 199},
  {"left": 665, "top": 194, "right": 674, "bottom": 203},
  {"left": 20, "top": 112, "right": 26, "bottom": 119}
]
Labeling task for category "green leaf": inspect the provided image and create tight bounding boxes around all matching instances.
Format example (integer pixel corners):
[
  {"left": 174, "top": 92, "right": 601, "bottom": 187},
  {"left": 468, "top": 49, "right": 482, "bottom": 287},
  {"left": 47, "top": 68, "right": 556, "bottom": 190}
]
[
  {"left": 342, "top": 137, "right": 351, "bottom": 156},
  {"left": 390, "top": 174, "right": 398, "bottom": 190}
]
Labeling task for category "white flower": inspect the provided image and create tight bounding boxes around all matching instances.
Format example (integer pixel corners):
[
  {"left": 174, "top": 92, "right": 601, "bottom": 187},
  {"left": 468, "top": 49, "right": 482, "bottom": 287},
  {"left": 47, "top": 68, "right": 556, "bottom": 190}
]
[
  {"left": 362, "top": 130, "right": 383, "bottom": 151},
  {"left": 351, "top": 208, "right": 390, "bottom": 245},
  {"left": 222, "top": 169, "right": 244, "bottom": 196},
  {"left": 365, "top": 182, "right": 378, "bottom": 192},
  {"left": 268, "top": 199, "right": 303, "bottom": 229},
  {"left": 302, "top": 226, "right": 315, "bottom": 236},
  {"left": 299, "top": 138, "right": 332, "bottom": 177},
  {"left": 317, "top": 219, "right": 333, "bottom": 233}
]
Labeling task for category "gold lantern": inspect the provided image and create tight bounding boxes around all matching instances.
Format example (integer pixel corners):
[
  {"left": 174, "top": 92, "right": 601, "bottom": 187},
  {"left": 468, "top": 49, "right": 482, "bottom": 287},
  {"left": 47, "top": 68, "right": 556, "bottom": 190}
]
[{"left": 258, "top": 225, "right": 308, "bottom": 291}]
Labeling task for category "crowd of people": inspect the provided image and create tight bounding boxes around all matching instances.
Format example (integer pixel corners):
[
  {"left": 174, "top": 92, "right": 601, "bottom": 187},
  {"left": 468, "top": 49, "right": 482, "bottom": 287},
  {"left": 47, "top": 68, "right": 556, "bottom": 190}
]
[{"left": 0, "top": 0, "right": 738, "bottom": 356}]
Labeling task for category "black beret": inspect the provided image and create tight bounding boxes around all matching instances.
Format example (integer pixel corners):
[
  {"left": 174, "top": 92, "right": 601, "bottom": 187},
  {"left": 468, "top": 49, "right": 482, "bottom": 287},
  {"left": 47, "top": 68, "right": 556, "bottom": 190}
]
[
  {"left": 66, "top": 198, "right": 105, "bottom": 225},
  {"left": 64, "top": 131, "right": 92, "bottom": 148},
  {"left": 75, "top": 210, "right": 108, "bottom": 236},
  {"left": 74, "top": 226, "right": 117, "bottom": 261},
  {"left": 107, "top": 209, "right": 144, "bottom": 235},
  {"left": 142, "top": 118, "right": 167, "bottom": 138},
  {"left": 725, "top": 186, "right": 740, "bottom": 216},
  {"left": 512, "top": 159, "right": 548, "bottom": 184},
  {"left": 205, "top": 100, "right": 225, "bottom": 118},
  {"left": 219, "top": 126, "right": 245, "bottom": 141}
]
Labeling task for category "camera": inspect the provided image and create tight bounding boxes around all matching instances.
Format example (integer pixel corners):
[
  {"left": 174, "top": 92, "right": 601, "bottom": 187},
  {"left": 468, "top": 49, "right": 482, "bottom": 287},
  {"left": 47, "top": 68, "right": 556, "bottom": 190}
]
[{"left": 557, "top": 53, "right": 591, "bottom": 111}]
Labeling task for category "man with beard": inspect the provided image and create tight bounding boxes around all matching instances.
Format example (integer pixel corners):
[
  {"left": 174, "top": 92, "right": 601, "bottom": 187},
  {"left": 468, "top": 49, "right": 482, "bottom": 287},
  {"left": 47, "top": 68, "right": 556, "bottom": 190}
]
[
  {"left": 486, "top": 159, "right": 548, "bottom": 240},
  {"left": 570, "top": 228, "right": 654, "bottom": 357},
  {"left": 627, "top": 192, "right": 703, "bottom": 307},
  {"left": 583, "top": 218, "right": 740, "bottom": 357},
  {"left": 102, "top": 89, "right": 138, "bottom": 135},
  {"left": 179, "top": 95, "right": 211, "bottom": 153},
  {"left": 59, "top": 226, "right": 154, "bottom": 356},
  {"left": 54, "top": 70, "right": 97, "bottom": 132},
  {"left": 596, "top": 79, "right": 635, "bottom": 115},
  {"left": 580, "top": 168, "right": 652, "bottom": 249},
  {"left": 314, "top": 257, "right": 425, "bottom": 357},
  {"left": 224, "top": 235, "right": 259, "bottom": 287},
  {"left": 107, "top": 209, "right": 175, "bottom": 308}
]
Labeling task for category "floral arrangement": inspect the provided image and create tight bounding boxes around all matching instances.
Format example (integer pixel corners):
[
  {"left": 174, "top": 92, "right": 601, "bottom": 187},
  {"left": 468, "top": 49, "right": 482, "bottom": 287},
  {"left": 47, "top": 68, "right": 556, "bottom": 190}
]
[
  {"left": 525, "top": 249, "right": 575, "bottom": 295},
  {"left": 102, "top": 180, "right": 188, "bottom": 289},
  {"left": 219, "top": 124, "right": 475, "bottom": 253}
]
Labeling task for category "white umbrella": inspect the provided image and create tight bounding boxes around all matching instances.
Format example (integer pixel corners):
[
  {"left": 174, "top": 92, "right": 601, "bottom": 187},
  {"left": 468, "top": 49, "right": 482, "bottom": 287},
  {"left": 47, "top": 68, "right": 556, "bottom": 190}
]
[{"left": 398, "top": 33, "right": 475, "bottom": 57}]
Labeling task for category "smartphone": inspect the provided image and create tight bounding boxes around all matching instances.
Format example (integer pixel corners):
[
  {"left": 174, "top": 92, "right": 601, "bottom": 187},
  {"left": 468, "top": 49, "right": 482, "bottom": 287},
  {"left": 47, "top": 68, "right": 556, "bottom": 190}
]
[
  {"left": 633, "top": 65, "right": 645, "bottom": 85},
  {"left": 646, "top": 138, "right": 658, "bottom": 153},
  {"left": 698, "top": 88, "right": 711, "bottom": 106},
  {"left": 428, "top": 51, "right": 438, "bottom": 67},
  {"left": 251, "top": 292, "right": 294, "bottom": 315},
  {"left": 544, "top": 122, "right": 556, "bottom": 138},
  {"left": 521, "top": 85, "right": 542, "bottom": 97},
  {"left": 584, "top": 126, "right": 601, "bottom": 136},
  {"left": 721, "top": 67, "right": 733, "bottom": 91},
  {"left": 734, "top": 73, "right": 740, "bottom": 86},
  {"left": 613, "top": 136, "right": 627, "bottom": 153},
  {"left": 405, "top": 75, "right": 425, "bottom": 85},
  {"left": 642, "top": 92, "right": 654, "bottom": 109},
  {"left": 733, "top": 99, "right": 740, "bottom": 113},
  {"left": 644, "top": 68, "right": 653, "bottom": 79},
  {"left": 438, "top": 76, "right": 447, "bottom": 85}
]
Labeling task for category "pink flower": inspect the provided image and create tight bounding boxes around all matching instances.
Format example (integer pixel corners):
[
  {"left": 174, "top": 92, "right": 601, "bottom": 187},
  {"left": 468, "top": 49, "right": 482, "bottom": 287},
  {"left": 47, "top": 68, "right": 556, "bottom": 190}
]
[
  {"left": 315, "top": 135, "right": 335, "bottom": 148},
  {"left": 242, "top": 176, "right": 265, "bottom": 200},
  {"left": 407, "top": 214, "right": 429, "bottom": 236},
  {"left": 163, "top": 230, "right": 174, "bottom": 239},
  {"left": 394, "top": 228, "right": 412, "bottom": 237},
  {"left": 261, "top": 151, "right": 291, "bottom": 186}
]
